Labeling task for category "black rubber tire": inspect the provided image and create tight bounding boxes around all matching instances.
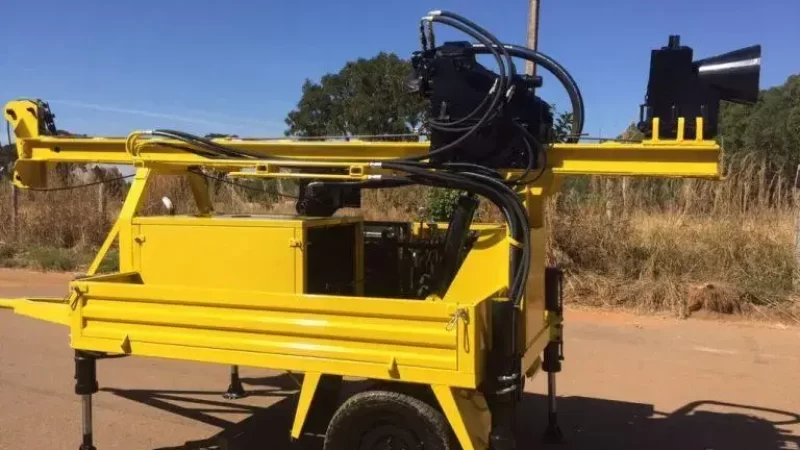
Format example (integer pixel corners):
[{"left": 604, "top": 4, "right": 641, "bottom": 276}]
[{"left": 323, "top": 389, "right": 456, "bottom": 450}]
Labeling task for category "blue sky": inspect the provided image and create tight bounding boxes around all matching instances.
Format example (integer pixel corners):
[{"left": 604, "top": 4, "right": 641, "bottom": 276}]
[{"left": 2, "top": 0, "right": 798, "bottom": 143}]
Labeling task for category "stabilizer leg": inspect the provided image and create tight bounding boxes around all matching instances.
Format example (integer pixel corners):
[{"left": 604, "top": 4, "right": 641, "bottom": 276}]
[
  {"left": 75, "top": 351, "right": 98, "bottom": 450},
  {"left": 542, "top": 368, "right": 564, "bottom": 444},
  {"left": 542, "top": 267, "right": 565, "bottom": 444},
  {"left": 80, "top": 395, "right": 95, "bottom": 450},
  {"left": 223, "top": 365, "right": 248, "bottom": 400}
]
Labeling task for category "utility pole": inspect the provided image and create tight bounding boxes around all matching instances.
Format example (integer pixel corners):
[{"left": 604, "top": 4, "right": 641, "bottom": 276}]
[
  {"left": 526, "top": 0, "right": 541, "bottom": 76},
  {"left": 11, "top": 184, "right": 19, "bottom": 240},
  {"left": 98, "top": 183, "right": 106, "bottom": 224}
]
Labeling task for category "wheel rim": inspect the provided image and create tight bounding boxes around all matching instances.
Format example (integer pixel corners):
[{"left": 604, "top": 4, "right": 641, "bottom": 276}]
[{"left": 359, "top": 423, "right": 422, "bottom": 450}]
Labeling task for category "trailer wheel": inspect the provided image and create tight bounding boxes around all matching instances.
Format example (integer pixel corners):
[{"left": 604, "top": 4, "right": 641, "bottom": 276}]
[{"left": 323, "top": 389, "right": 456, "bottom": 450}]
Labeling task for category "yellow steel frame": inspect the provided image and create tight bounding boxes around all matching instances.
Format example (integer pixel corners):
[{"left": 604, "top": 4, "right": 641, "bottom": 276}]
[{"left": 0, "top": 99, "right": 721, "bottom": 450}]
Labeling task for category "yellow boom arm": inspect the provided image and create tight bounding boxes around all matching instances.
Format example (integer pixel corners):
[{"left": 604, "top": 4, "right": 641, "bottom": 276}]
[{"left": 4, "top": 100, "right": 720, "bottom": 189}]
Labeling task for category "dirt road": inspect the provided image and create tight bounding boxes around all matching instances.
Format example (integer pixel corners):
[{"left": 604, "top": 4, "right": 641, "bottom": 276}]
[{"left": 1, "top": 268, "right": 798, "bottom": 450}]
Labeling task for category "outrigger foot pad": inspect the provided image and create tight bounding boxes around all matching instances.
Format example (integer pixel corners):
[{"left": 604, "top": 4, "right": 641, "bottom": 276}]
[
  {"left": 542, "top": 414, "right": 565, "bottom": 444},
  {"left": 222, "top": 365, "right": 248, "bottom": 400},
  {"left": 223, "top": 385, "right": 247, "bottom": 400}
]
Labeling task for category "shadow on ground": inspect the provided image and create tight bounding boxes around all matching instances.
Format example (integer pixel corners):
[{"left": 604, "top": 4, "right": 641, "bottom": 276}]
[
  {"left": 103, "top": 374, "right": 800, "bottom": 450},
  {"left": 517, "top": 395, "right": 800, "bottom": 450}
]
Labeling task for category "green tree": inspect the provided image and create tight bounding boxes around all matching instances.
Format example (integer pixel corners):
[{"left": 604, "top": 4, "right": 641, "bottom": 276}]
[
  {"left": 552, "top": 110, "right": 575, "bottom": 142},
  {"left": 718, "top": 74, "right": 800, "bottom": 174},
  {"left": 285, "top": 52, "right": 426, "bottom": 139},
  {"left": 618, "top": 122, "right": 645, "bottom": 141},
  {"left": 427, "top": 189, "right": 463, "bottom": 221}
]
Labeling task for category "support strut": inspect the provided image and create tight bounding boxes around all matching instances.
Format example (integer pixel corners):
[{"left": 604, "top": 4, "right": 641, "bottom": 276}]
[
  {"left": 75, "top": 351, "right": 98, "bottom": 450},
  {"left": 223, "top": 365, "right": 248, "bottom": 400}
]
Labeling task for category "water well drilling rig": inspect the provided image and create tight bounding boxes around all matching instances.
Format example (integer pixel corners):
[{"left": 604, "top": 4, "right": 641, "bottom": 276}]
[{"left": 0, "top": 9, "right": 760, "bottom": 450}]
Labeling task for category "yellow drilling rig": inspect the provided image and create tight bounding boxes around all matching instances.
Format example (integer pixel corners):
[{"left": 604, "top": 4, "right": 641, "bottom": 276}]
[{"left": 0, "top": 9, "right": 761, "bottom": 450}]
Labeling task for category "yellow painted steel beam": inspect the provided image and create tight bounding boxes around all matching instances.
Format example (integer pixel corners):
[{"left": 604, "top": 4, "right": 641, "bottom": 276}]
[
  {"left": 13, "top": 135, "right": 429, "bottom": 163},
  {"left": 548, "top": 140, "right": 720, "bottom": 178},
  {"left": 6, "top": 100, "right": 721, "bottom": 189},
  {"left": 0, "top": 298, "right": 71, "bottom": 325},
  {"left": 432, "top": 385, "right": 491, "bottom": 450},
  {"left": 117, "top": 168, "right": 152, "bottom": 273},
  {"left": 9, "top": 134, "right": 720, "bottom": 169},
  {"left": 85, "top": 222, "right": 120, "bottom": 276},
  {"left": 0, "top": 298, "right": 17, "bottom": 309},
  {"left": 8, "top": 135, "right": 722, "bottom": 188},
  {"left": 291, "top": 372, "right": 322, "bottom": 439}
]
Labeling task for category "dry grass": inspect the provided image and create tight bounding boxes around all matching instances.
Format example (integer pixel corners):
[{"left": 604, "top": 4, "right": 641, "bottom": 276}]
[
  {"left": 552, "top": 207, "right": 795, "bottom": 318},
  {"left": 548, "top": 154, "right": 799, "bottom": 322},
  {"left": 0, "top": 155, "right": 798, "bottom": 321}
]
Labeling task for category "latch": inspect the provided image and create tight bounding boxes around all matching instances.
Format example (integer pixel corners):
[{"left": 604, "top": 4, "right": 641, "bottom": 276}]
[{"left": 446, "top": 307, "right": 469, "bottom": 331}]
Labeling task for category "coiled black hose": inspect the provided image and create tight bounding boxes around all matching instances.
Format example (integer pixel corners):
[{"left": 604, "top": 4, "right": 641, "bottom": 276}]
[{"left": 472, "top": 43, "right": 585, "bottom": 142}]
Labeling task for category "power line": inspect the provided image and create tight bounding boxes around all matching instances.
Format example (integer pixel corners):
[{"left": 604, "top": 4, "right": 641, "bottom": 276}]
[
  {"left": 192, "top": 170, "right": 299, "bottom": 199},
  {"left": 249, "top": 133, "right": 424, "bottom": 141},
  {"left": 22, "top": 174, "right": 135, "bottom": 192}
]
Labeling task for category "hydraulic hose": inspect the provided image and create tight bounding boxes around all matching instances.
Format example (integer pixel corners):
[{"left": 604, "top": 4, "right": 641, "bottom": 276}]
[
  {"left": 457, "top": 170, "right": 530, "bottom": 304},
  {"left": 472, "top": 43, "right": 585, "bottom": 142},
  {"left": 306, "top": 177, "right": 413, "bottom": 190},
  {"left": 392, "top": 157, "right": 530, "bottom": 443},
  {"left": 430, "top": 10, "right": 517, "bottom": 80},
  {"left": 505, "top": 122, "right": 542, "bottom": 186},
  {"left": 425, "top": 15, "right": 508, "bottom": 130},
  {"left": 382, "top": 161, "right": 530, "bottom": 307},
  {"left": 152, "top": 129, "right": 264, "bottom": 159},
  {"left": 404, "top": 16, "right": 509, "bottom": 161}
]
